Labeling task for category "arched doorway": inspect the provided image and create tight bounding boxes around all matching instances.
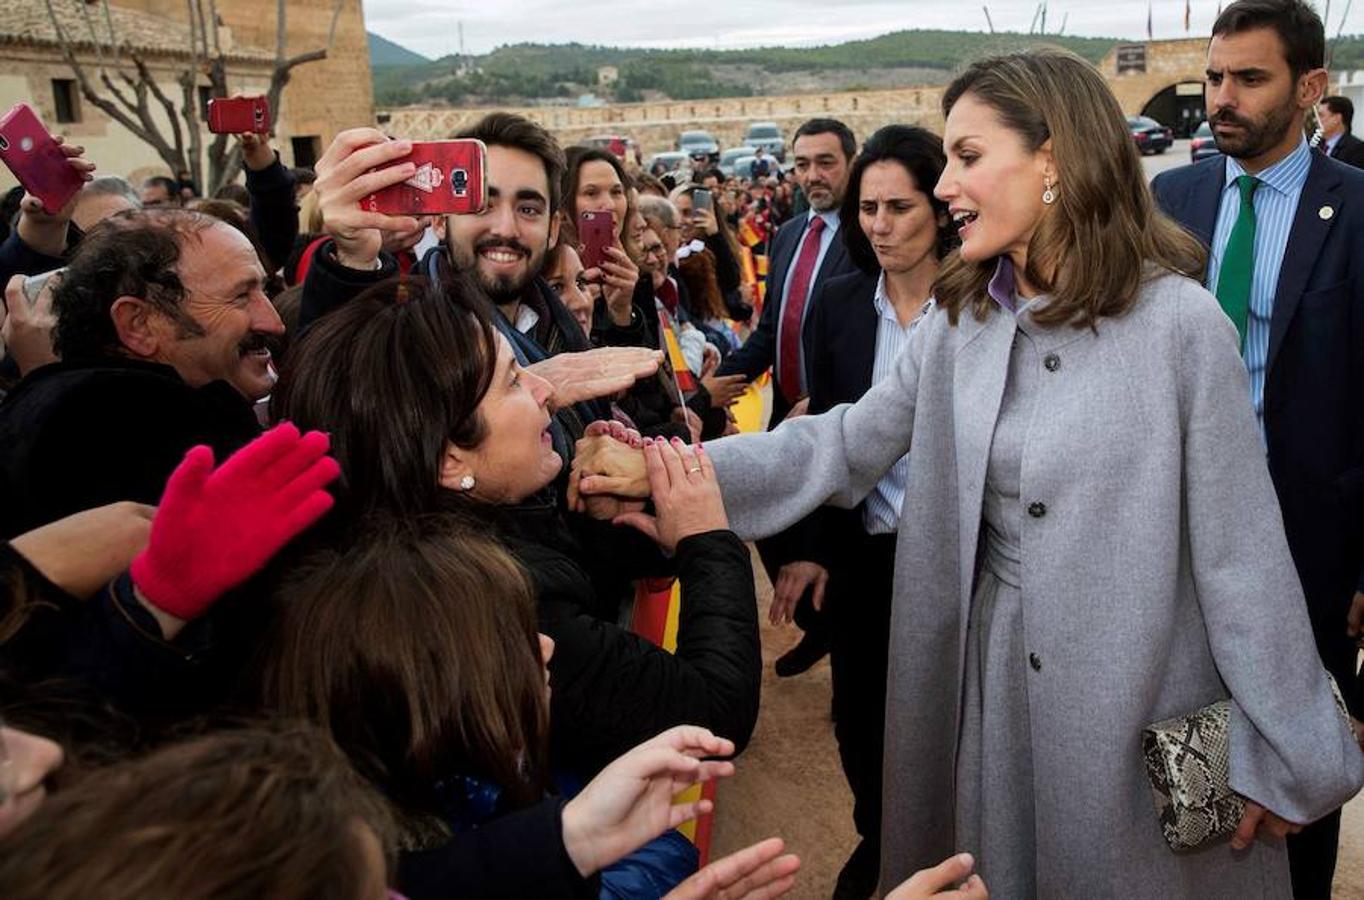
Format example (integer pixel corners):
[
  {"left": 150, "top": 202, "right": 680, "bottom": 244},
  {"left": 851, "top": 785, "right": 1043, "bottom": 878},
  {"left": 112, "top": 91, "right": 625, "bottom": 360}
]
[{"left": 1142, "top": 81, "right": 1207, "bottom": 138}]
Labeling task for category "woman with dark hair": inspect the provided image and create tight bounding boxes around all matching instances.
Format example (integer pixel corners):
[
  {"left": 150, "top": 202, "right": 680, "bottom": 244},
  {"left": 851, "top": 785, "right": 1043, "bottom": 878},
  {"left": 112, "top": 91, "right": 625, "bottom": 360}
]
[
  {"left": 0, "top": 724, "right": 399, "bottom": 900},
  {"left": 771, "top": 123, "right": 953, "bottom": 898},
  {"left": 256, "top": 515, "right": 744, "bottom": 899},
  {"left": 572, "top": 49, "right": 1363, "bottom": 897},
  {"left": 270, "top": 275, "right": 760, "bottom": 778}
]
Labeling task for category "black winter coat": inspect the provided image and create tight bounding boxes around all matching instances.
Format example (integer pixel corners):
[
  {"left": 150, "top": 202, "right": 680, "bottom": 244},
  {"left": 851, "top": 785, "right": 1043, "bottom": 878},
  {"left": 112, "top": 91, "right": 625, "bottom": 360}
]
[{"left": 487, "top": 498, "right": 761, "bottom": 776}]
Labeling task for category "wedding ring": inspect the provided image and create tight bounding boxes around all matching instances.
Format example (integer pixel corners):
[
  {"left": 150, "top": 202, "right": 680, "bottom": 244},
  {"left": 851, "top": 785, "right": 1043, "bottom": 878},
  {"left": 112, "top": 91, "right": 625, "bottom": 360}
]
[{"left": 687, "top": 466, "right": 702, "bottom": 474}]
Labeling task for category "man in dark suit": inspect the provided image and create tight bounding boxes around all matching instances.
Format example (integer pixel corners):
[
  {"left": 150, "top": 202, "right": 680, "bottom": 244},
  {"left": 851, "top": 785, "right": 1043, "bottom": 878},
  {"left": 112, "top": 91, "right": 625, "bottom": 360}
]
[
  {"left": 717, "top": 117, "right": 859, "bottom": 676},
  {"left": 1152, "top": 3, "right": 1364, "bottom": 897},
  {"left": 1318, "top": 95, "right": 1364, "bottom": 169}
]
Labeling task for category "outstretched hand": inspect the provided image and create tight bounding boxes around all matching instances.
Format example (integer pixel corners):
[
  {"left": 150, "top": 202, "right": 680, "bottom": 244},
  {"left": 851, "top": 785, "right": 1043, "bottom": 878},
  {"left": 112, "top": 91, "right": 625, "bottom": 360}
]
[
  {"left": 663, "top": 837, "right": 800, "bottom": 900},
  {"left": 129, "top": 423, "right": 340, "bottom": 623},
  {"left": 886, "top": 853, "right": 989, "bottom": 899},
  {"left": 612, "top": 437, "right": 728, "bottom": 553},
  {"left": 526, "top": 347, "right": 662, "bottom": 411},
  {"left": 561, "top": 725, "right": 736, "bottom": 877}
]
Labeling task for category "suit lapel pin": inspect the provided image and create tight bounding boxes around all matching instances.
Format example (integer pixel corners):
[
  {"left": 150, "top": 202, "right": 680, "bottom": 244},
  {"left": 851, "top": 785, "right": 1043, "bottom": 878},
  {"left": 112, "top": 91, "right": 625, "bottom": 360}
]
[{"left": 1319, "top": 205, "right": 1335, "bottom": 220}]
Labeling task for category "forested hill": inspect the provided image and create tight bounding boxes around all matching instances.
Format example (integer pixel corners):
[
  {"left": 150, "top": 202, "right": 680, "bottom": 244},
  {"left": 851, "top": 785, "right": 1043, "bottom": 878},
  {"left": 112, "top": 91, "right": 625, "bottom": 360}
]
[
  {"left": 371, "top": 29, "right": 1364, "bottom": 108},
  {"left": 371, "top": 29, "right": 1122, "bottom": 107}
]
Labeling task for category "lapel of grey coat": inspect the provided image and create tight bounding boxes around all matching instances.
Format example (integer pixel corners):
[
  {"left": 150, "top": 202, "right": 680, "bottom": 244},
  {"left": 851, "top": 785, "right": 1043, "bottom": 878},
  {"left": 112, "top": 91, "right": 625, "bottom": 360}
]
[{"left": 950, "top": 307, "right": 1014, "bottom": 669}]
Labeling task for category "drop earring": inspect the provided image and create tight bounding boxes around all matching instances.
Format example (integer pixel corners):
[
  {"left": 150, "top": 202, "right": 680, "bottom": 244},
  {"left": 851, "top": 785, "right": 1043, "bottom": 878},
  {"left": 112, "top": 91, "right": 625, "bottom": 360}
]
[
  {"left": 1042, "top": 175, "right": 1056, "bottom": 205},
  {"left": 459, "top": 475, "right": 475, "bottom": 491}
]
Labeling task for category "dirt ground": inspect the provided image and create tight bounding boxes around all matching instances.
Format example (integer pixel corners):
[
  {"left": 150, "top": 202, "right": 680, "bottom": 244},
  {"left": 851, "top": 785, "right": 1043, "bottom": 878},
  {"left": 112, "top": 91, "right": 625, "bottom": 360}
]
[{"left": 708, "top": 546, "right": 1364, "bottom": 899}]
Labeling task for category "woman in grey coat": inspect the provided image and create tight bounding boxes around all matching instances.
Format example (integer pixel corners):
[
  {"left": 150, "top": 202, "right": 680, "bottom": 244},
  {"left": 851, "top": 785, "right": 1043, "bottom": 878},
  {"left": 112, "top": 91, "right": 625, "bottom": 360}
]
[{"left": 574, "top": 50, "right": 1363, "bottom": 899}]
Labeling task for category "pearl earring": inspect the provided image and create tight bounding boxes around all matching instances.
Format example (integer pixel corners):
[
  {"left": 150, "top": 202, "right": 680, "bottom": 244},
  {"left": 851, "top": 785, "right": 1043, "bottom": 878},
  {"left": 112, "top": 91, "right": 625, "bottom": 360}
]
[
  {"left": 1042, "top": 175, "right": 1056, "bottom": 206},
  {"left": 459, "top": 475, "right": 475, "bottom": 491}
]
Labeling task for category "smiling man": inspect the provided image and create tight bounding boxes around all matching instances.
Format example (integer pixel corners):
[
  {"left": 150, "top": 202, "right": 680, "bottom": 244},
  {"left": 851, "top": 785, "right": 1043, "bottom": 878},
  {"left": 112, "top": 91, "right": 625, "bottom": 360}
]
[
  {"left": 0, "top": 210, "right": 275, "bottom": 536},
  {"left": 1152, "top": 3, "right": 1364, "bottom": 896}
]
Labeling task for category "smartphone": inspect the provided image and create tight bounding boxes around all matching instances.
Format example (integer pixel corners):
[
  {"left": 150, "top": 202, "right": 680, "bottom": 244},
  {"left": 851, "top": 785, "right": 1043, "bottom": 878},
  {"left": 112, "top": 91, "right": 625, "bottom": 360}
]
[
  {"left": 361, "top": 139, "right": 487, "bottom": 216},
  {"left": 21, "top": 267, "right": 63, "bottom": 306},
  {"left": 0, "top": 104, "right": 85, "bottom": 214},
  {"left": 692, "top": 188, "right": 713, "bottom": 219},
  {"left": 206, "top": 96, "right": 270, "bottom": 135},
  {"left": 578, "top": 210, "right": 616, "bottom": 270}
]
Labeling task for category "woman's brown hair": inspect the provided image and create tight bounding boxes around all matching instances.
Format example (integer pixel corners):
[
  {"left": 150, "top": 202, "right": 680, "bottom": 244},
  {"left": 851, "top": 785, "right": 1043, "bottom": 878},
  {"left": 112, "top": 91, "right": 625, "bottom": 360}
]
[
  {"left": 253, "top": 515, "right": 549, "bottom": 847},
  {"left": 271, "top": 274, "right": 498, "bottom": 519},
  {"left": 0, "top": 724, "right": 396, "bottom": 900},
  {"left": 934, "top": 50, "right": 1206, "bottom": 327}
]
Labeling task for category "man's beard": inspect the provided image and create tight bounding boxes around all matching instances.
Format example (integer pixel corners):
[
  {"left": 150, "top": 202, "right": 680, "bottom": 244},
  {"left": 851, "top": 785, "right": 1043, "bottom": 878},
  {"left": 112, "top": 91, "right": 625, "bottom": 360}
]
[
  {"left": 447, "top": 235, "right": 544, "bottom": 306},
  {"left": 1210, "top": 95, "right": 1298, "bottom": 160}
]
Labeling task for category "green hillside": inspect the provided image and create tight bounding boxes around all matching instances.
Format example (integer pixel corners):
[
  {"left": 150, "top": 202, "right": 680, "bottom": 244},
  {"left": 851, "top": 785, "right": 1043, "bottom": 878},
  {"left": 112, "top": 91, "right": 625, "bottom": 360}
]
[
  {"left": 373, "top": 29, "right": 1124, "bottom": 107},
  {"left": 372, "top": 30, "right": 1364, "bottom": 108},
  {"left": 368, "top": 32, "right": 430, "bottom": 68}
]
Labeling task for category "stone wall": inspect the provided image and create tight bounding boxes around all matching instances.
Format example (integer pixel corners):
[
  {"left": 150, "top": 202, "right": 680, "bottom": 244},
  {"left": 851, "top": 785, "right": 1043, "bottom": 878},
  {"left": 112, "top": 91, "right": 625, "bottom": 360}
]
[
  {"left": 0, "top": 46, "right": 275, "bottom": 192},
  {"left": 1097, "top": 37, "right": 1208, "bottom": 116},
  {"left": 101, "top": 0, "right": 375, "bottom": 156},
  {"left": 382, "top": 87, "right": 949, "bottom": 155}
]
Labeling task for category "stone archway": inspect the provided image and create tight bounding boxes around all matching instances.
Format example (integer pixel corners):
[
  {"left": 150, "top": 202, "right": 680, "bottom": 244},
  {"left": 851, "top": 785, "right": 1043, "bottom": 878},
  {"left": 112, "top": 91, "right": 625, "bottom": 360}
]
[{"left": 1141, "top": 81, "right": 1207, "bottom": 138}]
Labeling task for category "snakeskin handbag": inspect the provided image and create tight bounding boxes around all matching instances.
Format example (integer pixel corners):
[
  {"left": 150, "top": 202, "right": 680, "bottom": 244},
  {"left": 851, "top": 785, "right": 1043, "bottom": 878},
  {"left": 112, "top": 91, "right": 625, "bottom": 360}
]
[{"left": 1142, "top": 677, "right": 1355, "bottom": 852}]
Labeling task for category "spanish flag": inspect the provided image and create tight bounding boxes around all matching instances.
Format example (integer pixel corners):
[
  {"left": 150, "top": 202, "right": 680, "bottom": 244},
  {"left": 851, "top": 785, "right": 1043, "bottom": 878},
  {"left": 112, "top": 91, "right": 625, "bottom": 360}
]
[{"left": 656, "top": 306, "right": 698, "bottom": 392}]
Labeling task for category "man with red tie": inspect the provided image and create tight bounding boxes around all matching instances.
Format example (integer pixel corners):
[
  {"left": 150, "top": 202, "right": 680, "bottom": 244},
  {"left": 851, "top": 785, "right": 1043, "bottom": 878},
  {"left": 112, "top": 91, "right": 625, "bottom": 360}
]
[{"left": 717, "top": 118, "right": 858, "bottom": 676}]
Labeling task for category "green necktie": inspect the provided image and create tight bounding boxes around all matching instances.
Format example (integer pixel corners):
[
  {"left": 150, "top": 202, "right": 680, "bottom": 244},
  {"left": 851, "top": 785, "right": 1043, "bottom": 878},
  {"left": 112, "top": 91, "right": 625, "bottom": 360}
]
[{"left": 1215, "top": 175, "right": 1261, "bottom": 351}]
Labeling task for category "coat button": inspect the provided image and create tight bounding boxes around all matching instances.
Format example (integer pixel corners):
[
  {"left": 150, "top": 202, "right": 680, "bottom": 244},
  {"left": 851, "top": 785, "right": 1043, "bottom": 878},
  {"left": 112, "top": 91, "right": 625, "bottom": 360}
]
[
  {"left": 1043, "top": 353, "right": 1061, "bottom": 372},
  {"left": 1028, "top": 501, "right": 1047, "bottom": 518},
  {"left": 1029, "top": 652, "right": 1042, "bottom": 671}
]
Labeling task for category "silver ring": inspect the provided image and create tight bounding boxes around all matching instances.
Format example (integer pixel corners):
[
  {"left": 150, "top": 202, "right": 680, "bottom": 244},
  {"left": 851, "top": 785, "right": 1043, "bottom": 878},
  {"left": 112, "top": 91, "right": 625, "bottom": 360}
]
[{"left": 687, "top": 466, "right": 702, "bottom": 474}]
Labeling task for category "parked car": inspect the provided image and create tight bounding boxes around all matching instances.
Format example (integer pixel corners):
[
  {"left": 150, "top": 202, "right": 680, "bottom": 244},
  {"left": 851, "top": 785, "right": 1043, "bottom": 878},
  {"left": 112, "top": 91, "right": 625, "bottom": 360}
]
[
  {"left": 743, "top": 122, "right": 786, "bottom": 161},
  {"left": 646, "top": 151, "right": 688, "bottom": 174},
  {"left": 1127, "top": 115, "right": 1173, "bottom": 155},
  {"left": 1189, "top": 121, "right": 1220, "bottom": 163},
  {"left": 676, "top": 130, "right": 720, "bottom": 163},
  {"left": 731, "top": 155, "right": 758, "bottom": 181},
  {"left": 584, "top": 133, "right": 640, "bottom": 164},
  {"left": 719, "top": 146, "right": 758, "bottom": 177}
]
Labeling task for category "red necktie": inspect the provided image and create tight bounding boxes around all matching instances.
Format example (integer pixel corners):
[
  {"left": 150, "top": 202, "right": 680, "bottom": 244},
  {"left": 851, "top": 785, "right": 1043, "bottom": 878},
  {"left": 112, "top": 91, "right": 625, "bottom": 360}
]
[{"left": 777, "top": 216, "right": 826, "bottom": 402}]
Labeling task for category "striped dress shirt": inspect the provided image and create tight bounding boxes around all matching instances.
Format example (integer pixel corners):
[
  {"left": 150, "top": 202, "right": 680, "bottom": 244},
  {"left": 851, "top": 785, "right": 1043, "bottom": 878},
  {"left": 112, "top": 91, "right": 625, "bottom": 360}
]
[
  {"left": 863, "top": 271, "right": 932, "bottom": 535},
  {"left": 1205, "top": 138, "right": 1311, "bottom": 436}
]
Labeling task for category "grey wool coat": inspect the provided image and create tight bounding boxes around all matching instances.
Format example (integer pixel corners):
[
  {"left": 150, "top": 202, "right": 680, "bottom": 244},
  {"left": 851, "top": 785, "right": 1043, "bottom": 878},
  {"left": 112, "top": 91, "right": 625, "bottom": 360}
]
[{"left": 706, "top": 271, "right": 1364, "bottom": 898}]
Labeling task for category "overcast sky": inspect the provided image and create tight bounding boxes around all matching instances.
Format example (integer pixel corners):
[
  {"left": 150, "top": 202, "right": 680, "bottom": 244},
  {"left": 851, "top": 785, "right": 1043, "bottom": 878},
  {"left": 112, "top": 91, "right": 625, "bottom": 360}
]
[{"left": 365, "top": 0, "right": 1364, "bottom": 60}]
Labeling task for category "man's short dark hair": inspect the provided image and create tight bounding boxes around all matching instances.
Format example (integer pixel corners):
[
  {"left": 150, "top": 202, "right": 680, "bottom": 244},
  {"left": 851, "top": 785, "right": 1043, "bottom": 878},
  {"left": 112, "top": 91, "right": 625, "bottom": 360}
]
[
  {"left": 291, "top": 167, "right": 317, "bottom": 186},
  {"left": 1323, "top": 95, "right": 1355, "bottom": 131},
  {"left": 1212, "top": 0, "right": 1324, "bottom": 79},
  {"left": 53, "top": 210, "right": 213, "bottom": 360},
  {"left": 142, "top": 175, "right": 180, "bottom": 197},
  {"left": 455, "top": 112, "right": 566, "bottom": 213},
  {"left": 793, "top": 118, "right": 857, "bottom": 160}
]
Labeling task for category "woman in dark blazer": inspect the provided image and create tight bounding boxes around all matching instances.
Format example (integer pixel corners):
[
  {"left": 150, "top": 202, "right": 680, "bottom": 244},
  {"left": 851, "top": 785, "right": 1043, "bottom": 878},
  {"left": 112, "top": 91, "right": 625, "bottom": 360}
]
[{"left": 790, "top": 125, "right": 955, "bottom": 899}]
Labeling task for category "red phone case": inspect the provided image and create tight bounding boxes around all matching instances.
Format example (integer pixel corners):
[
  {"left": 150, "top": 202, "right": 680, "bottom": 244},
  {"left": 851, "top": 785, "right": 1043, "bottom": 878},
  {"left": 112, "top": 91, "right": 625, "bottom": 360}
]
[
  {"left": 206, "top": 96, "right": 270, "bottom": 134},
  {"left": 361, "top": 140, "right": 487, "bottom": 216},
  {"left": 578, "top": 210, "right": 615, "bottom": 269},
  {"left": 0, "top": 103, "right": 84, "bottom": 214}
]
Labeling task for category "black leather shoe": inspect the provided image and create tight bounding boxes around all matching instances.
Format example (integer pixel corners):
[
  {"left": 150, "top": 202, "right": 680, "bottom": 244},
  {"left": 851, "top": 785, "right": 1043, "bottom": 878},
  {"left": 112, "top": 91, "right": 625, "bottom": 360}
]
[
  {"left": 774, "top": 631, "right": 829, "bottom": 678},
  {"left": 831, "top": 838, "right": 880, "bottom": 900}
]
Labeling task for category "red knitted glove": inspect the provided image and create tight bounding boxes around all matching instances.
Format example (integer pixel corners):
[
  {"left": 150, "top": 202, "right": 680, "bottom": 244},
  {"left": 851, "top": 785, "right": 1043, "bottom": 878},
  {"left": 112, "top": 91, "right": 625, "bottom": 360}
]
[{"left": 129, "top": 423, "right": 340, "bottom": 620}]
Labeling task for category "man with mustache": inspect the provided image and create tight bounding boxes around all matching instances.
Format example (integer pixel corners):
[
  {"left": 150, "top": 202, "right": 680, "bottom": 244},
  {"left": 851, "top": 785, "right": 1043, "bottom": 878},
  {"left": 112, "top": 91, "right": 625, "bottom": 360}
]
[
  {"left": 0, "top": 209, "right": 279, "bottom": 537},
  {"left": 715, "top": 118, "right": 859, "bottom": 678},
  {"left": 1152, "top": 2, "right": 1364, "bottom": 897}
]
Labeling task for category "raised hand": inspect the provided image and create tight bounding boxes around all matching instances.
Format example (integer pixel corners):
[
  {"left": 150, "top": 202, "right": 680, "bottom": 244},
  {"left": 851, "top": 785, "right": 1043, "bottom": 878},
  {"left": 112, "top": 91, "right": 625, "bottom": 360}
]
[
  {"left": 702, "top": 373, "right": 747, "bottom": 408},
  {"left": 238, "top": 132, "right": 276, "bottom": 172},
  {"left": 585, "top": 244, "right": 641, "bottom": 325},
  {"left": 525, "top": 347, "right": 662, "bottom": 410},
  {"left": 129, "top": 423, "right": 339, "bottom": 622},
  {"left": 662, "top": 837, "right": 801, "bottom": 900},
  {"left": 2, "top": 273, "right": 59, "bottom": 376},
  {"left": 561, "top": 725, "right": 737, "bottom": 877},
  {"left": 313, "top": 128, "right": 419, "bottom": 270},
  {"left": 17, "top": 135, "right": 94, "bottom": 254}
]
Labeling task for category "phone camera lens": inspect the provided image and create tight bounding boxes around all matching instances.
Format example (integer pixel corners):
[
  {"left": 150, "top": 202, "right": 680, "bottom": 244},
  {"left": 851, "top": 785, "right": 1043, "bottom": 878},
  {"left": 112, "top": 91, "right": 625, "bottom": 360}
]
[{"left": 0, "top": 134, "right": 8, "bottom": 151}]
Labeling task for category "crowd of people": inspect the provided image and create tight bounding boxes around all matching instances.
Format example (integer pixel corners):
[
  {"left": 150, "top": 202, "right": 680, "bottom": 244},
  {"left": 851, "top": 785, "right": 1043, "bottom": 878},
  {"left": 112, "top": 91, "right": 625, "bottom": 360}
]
[{"left": 0, "top": 0, "right": 1362, "bottom": 897}]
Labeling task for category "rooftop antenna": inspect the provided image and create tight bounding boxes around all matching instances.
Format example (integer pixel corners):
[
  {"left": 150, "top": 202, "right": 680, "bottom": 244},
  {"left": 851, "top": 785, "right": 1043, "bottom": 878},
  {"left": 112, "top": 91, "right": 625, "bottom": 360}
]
[
  {"left": 1040, "top": 1, "right": 1048, "bottom": 34},
  {"left": 1028, "top": 2, "right": 1042, "bottom": 33},
  {"left": 458, "top": 20, "right": 466, "bottom": 68},
  {"left": 983, "top": 5, "right": 996, "bottom": 33}
]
